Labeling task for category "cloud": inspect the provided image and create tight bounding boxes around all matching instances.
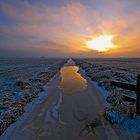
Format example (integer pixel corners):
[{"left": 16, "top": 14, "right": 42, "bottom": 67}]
[{"left": 0, "top": 0, "right": 140, "bottom": 57}]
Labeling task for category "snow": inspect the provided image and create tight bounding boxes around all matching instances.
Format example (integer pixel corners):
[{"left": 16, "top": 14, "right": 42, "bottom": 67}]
[
  {"left": 74, "top": 58, "right": 140, "bottom": 137},
  {"left": 0, "top": 58, "right": 67, "bottom": 135},
  {"left": 75, "top": 58, "right": 140, "bottom": 99},
  {"left": 50, "top": 92, "right": 66, "bottom": 125},
  {"left": 0, "top": 78, "right": 53, "bottom": 139},
  {"left": 51, "top": 93, "right": 63, "bottom": 120},
  {"left": 105, "top": 111, "right": 140, "bottom": 134},
  {"left": 13, "top": 92, "right": 24, "bottom": 102},
  {"left": 0, "top": 58, "right": 140, "bottom": 138}
]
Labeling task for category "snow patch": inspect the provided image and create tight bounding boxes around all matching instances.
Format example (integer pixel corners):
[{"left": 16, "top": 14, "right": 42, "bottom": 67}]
[
  {"left": 50, "top": 93, "right": 66, "bottom": 125},
  {"left": 105, "top": 111, "right": 140, "bottom": 134}
]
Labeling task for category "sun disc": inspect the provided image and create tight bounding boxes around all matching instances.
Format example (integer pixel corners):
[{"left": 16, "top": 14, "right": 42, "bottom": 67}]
[{"left": 86, "top": 35, "right": 115, "bottom": 52}]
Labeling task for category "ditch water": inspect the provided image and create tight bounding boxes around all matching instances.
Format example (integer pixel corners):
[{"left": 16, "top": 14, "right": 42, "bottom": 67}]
[{"left": 60, "top": 59, "right": 87, "bottom": 94}]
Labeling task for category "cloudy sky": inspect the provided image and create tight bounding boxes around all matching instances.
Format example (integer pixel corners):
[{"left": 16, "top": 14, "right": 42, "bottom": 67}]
[{"left": 0, "top": 0, "right": 140, "bottom": 57}]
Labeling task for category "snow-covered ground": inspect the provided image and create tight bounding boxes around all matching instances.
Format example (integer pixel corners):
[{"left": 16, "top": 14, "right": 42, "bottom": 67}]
[
  {"left": 0, "top": 58, "right": 139, "bottom": 140},
  {"left": 0, "top": 59, "right": 124, "bottom": 140},
  {"left": 74, "top": 58, "right": 140, "bottom": 99},
  {"left": 0, "top": 58, "right": 67, "bottom": 134},
  {"left": 74, "top": 58, "right": 140, "bottom": 138}
]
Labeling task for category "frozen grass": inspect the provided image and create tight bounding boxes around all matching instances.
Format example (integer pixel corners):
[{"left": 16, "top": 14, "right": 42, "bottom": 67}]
[
  {"left": 0, "top": 58, "right": 63, "bottom": 95},
  {"left": 0, "top": 58, "right": 67, "bottom": 134},
  {"left": 74, "top": 58, "right": 140, "bottom": 136},
  {"left": 74, "top": 58, "right": 140, "bottom": 96}
]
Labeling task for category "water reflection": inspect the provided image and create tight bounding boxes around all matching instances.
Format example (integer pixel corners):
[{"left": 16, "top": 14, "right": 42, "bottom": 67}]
[{"left": 60, "top": 66, "right": 87, "bottom": 95}]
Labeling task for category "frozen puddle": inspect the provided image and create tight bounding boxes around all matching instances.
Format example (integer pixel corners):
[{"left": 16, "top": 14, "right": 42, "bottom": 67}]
[{"left": 60, "top": 61, "right": 87, "bottom": 94}]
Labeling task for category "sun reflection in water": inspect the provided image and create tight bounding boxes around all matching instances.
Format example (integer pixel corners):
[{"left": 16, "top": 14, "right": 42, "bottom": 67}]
[{"left": 60, "top": 66, "right": 87, "bottom": 95}]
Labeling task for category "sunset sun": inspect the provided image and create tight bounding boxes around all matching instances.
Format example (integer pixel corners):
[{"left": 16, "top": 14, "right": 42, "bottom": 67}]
[{"left": 86, "top": 35, "right": 115, "bottom": 52}]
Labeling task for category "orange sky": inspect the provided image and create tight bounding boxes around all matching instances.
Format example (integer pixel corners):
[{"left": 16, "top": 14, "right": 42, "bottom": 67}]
[{"left": 0, "top": 0, "right": 140, "bottom": 57}]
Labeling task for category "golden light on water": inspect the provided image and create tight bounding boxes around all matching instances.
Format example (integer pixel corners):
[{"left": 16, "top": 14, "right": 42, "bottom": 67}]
[
  {"left": 60, "top": 66, "right": 87, "bottom": 94},
  {"left": 86, "top": 35, "right": 115, "bottom": 52}
]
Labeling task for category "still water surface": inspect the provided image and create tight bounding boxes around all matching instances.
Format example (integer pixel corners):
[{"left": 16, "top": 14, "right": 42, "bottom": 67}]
[{"left": 60, "top": 66, "right": 87, "bottom": 94}]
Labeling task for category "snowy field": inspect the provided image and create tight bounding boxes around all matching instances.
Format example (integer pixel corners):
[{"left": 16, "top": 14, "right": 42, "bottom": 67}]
[
  {"left": 0, "top": 58, "right": 66, "bottom": 134},
  {"left": 0, "top": 58, "right": 62, "bottom": 95},
  {"left": 75, "top": 58, "right": 140, "bottom": 136},
  {"left": 1, "top": 58, "right": 140, "bottom": 138},
  {"left": 75, "top": 58, "right": 140, "bottom": 94}
]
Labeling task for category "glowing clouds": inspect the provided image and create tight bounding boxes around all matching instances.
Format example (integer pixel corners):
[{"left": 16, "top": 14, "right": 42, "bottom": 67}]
[
  {"left": 0, "top": 0, "right": 140, "bottom": 57},
  {"left": 86, "top": 35, "right": 115, "bottom": 52}
]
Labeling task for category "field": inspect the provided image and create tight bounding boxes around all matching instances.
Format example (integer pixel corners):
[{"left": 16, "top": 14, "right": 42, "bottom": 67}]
[
  {"left": 74, "top": 58, "right": 140, "bottom": 134},
  {"left": 0, "top": 58, "right": 67, "bottom": 134},
  {"left": 75, "top": 58, "right": 140, "bottom": 93},
  {"left": 0, "top": 58, "right": 140, "bottom": 139}
]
